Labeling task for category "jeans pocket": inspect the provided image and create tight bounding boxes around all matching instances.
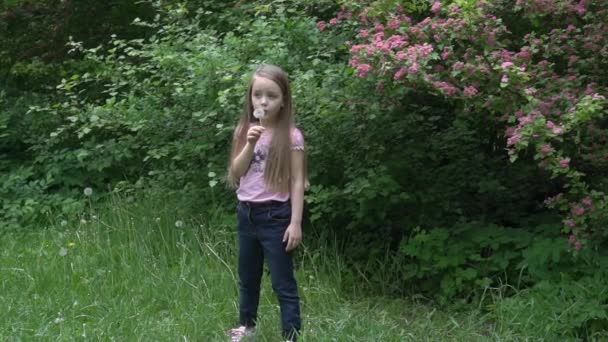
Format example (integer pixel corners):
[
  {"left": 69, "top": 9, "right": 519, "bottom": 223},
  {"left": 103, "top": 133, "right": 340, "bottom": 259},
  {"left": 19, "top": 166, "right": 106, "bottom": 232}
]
[
  {"left": 267, "top": 203, "right": 291, "bottom": 223},
  {"left": 236, "top": 203, "right": 249, "bottom": 229}
]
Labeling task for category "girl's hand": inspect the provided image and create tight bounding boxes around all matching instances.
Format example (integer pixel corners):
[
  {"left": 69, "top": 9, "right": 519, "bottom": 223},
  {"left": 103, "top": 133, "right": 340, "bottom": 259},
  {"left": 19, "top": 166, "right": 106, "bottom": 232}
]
[
  {"left": 246, "top": 125, "right": 265, "bottom": 145},
  {"left": 283, "top": 223, "right": 302, "bottom": 252}
]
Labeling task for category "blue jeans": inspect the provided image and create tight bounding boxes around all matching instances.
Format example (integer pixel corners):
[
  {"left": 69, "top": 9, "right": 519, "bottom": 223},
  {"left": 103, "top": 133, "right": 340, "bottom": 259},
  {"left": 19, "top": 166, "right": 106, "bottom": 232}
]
[{"left": 236, "top": 200, "right": 301, "bottom": 340}]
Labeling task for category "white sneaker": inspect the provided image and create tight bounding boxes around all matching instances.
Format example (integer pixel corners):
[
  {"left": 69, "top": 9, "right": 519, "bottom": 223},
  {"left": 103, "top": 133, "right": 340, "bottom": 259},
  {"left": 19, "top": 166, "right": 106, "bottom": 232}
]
[{"left": 227, "top": 326, "right": 255, "bottom": 342}]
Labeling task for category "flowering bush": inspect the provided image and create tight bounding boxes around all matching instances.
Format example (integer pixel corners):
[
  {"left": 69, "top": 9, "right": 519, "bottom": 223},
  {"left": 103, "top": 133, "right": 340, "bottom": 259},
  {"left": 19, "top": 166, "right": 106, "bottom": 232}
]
[{"left": 320, "top": 0, "right": 608, "bottom": 251}]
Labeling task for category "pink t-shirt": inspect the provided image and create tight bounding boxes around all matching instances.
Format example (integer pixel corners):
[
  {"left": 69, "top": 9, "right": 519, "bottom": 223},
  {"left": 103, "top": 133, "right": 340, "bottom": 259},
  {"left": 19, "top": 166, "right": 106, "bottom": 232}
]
[{"left": 237, "top": 127, "right": 305, "bottom": 202}]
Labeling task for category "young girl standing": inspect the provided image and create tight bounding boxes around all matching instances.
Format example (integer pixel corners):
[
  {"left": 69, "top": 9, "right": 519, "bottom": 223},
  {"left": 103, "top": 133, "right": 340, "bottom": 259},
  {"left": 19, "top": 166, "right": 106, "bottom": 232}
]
[{"left": 227, "top": 64, "right": 306, "bottom": 342}]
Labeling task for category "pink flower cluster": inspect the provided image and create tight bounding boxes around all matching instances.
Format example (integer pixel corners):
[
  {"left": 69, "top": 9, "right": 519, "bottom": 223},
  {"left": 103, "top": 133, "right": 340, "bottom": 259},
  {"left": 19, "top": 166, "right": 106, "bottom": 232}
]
[
  {"left": 560, "top": 192, "right": 599, "bottom": 251},
  {"left": 431, "top": 2, "right": 441, "bottom": 14},
  {"left": 329, "top": 0, "right": 608, "bottom": 251},
  {"left": 539, "top": 143, "right": 553, "bottom": 156},
  {"left": 356, "top": 64, "right": 372, "bottom": 78},
  {"left": 506, "top": 111, "right": 546, "bottom": 147},
  {"left": 546, "top": 120, "right": 563, "bottom": 135},
  {"left": 544, "top": 192, "right": 563, "bottom": 206},
  {"left": 432, "top": 81, "right": 459, "bottom": 96},
  {"left": 568, "top": 234, "right": 583, "bottom": 251},
  {"left": 463, "top": 86, "right": 478, "bottom": 97},
  {"left": 316, "top": 8, "right": 353, "bottom": 32},
  {"left": 515, "top": 0, "right": 588, "bottom": 16}
]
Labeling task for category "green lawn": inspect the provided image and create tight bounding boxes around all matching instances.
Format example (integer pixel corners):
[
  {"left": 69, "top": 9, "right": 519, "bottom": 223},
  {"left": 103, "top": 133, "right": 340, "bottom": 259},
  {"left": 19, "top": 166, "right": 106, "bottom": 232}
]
[{"left": 0, "top": 196, "right": 523, "bottom": 341}]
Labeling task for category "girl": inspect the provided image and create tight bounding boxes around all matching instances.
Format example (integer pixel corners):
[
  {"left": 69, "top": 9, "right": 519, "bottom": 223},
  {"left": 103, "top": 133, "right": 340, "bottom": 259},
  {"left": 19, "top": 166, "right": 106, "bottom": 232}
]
[{"left": 227, "top": 64, "right": 306, "bottom": 342}]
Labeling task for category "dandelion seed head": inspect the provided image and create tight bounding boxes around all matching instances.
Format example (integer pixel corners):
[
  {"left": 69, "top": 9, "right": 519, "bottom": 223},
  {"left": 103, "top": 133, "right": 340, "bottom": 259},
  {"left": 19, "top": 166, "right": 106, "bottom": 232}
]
[{"left": 253, "top": 108, "right": 266, "bottom": 119}]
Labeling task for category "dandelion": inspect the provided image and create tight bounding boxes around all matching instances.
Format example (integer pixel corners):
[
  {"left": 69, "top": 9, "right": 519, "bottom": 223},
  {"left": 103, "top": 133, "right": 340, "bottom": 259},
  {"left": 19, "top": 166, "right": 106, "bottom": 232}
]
[
  {"left": 68, "top": 242, "right": 76, "bottom": 248},
  {"left": 54, "top": 314, "right": 65, "bottom": 324},
  {"left": 83, "top": 187, "right": 93, "bottom": 196},
  {"left": 175, "top": 220, "right": 184, "bottom": 228},
  {"left": 253, "top": 108, "right": 265, "bottom": 119},
  {"left": 59, "top": 247, "right": 68, "bottom": 257},
  {"left": 60, "top": 220, "right": 68, "bottom": 227},
  {"left": 80, "top": 219, "right": 87, "bottom": 225}
]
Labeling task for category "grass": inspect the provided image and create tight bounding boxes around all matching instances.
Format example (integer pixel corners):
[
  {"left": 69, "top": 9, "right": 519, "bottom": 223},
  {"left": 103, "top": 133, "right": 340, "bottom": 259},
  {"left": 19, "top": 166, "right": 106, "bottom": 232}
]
[{"left": 0, "top": 194, "right": 539, "bottom": 341}]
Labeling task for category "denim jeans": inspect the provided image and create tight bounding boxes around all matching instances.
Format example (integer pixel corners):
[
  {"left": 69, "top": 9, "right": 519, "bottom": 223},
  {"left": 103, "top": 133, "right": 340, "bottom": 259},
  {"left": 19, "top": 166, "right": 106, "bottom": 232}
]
[{"left": 237, "top": 200, "right": 301, "bottom": 340}]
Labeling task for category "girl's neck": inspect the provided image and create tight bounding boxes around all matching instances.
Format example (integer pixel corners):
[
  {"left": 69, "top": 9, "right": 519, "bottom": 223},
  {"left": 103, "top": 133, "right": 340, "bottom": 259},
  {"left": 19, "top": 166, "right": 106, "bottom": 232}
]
[{"left": 258, "top": 117, "right": 278, "bottom": 128}]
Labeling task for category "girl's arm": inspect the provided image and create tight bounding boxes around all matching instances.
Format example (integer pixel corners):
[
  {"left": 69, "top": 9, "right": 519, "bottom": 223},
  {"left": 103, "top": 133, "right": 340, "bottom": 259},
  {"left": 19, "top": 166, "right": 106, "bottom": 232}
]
[
  {"left": 284, "top": 149, "right": 305, "bottom": 251},
  {"left": 289, "top": 150, "right": 306, "bottom": 224},
  {"left": 230, "top": 125, "right": 265, "bottom": 179},
  {"left": 230, "top": 142, "right": 255, "bottom": 179}
]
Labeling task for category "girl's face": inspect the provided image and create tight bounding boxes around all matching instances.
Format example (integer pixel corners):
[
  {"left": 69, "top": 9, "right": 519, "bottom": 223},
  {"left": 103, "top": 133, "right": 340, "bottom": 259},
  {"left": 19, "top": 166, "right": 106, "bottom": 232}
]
[{"left": 251, "top": 76, "right": 283, "bottom": 124}]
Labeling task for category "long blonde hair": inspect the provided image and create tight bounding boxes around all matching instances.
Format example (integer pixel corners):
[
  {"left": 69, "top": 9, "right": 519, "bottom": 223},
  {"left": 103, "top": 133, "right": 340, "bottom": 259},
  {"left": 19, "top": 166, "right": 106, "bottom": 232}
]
[{"left": 228, "top": 64, "right": 305, "bottom": 193}]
